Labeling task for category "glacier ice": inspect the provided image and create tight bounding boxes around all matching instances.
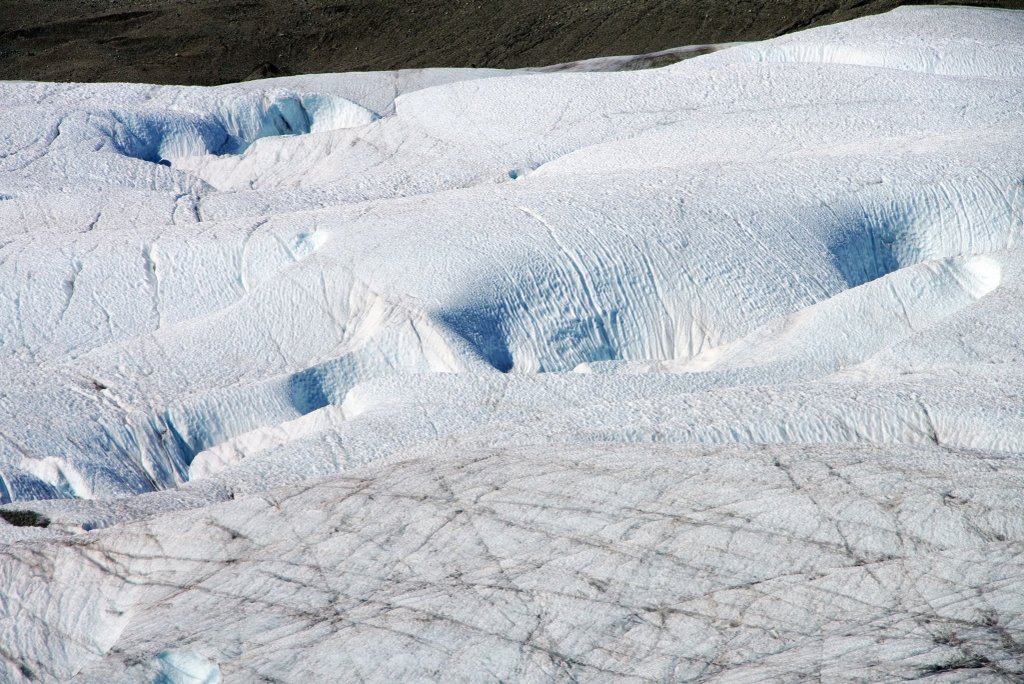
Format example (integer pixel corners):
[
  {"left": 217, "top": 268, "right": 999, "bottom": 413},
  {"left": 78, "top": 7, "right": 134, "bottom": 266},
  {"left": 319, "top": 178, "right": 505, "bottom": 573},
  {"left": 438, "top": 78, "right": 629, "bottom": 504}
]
[{"left": 1, "top": 5, "right": 1024, "bottom": 681}]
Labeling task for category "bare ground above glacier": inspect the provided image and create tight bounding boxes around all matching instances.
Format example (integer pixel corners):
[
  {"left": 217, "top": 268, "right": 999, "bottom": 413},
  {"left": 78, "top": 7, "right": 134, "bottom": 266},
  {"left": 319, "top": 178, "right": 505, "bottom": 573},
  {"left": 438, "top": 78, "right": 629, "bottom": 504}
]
[{"left": 0, "top": 0, "right": 1021, "bottom": 85}]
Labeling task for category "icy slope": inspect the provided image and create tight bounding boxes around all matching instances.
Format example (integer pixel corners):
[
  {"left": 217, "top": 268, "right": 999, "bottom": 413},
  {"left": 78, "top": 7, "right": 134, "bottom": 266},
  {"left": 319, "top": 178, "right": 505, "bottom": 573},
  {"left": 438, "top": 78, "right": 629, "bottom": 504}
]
[
  {"left": 1, "top": 5, "right": 1024, "bottom": 681},
  {"left": 10, "top": 444, "right": 1024, "bottom": 682}
]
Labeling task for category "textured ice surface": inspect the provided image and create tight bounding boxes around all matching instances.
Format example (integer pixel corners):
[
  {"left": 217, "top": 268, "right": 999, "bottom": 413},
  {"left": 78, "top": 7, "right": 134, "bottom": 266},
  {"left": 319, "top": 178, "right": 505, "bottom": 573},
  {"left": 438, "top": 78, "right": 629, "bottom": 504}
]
[{"left": 1, "top": 6, "right": 1024, "bottom": 681}]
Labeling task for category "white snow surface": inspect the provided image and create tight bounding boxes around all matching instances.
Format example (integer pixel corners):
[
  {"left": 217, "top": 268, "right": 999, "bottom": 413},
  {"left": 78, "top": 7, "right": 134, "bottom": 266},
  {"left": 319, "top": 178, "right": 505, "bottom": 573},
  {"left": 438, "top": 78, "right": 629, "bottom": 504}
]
[{"left": 1, "top": 6, "right": 1024, "bottom": 681}]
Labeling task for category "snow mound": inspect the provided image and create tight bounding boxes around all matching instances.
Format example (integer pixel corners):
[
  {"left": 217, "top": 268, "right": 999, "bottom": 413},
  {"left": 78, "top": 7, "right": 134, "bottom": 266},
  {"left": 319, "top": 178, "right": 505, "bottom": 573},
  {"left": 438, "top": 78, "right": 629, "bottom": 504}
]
[{"left": 699, "top": 6, "right": 1024, "bottom": 80}]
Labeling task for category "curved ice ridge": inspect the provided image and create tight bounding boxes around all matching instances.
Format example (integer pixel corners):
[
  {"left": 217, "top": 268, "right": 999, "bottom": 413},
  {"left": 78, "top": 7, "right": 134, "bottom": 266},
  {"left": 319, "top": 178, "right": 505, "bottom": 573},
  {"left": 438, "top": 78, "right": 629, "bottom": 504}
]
[{"left": 111, "top": 91, "right": 378, "bottom": 166}]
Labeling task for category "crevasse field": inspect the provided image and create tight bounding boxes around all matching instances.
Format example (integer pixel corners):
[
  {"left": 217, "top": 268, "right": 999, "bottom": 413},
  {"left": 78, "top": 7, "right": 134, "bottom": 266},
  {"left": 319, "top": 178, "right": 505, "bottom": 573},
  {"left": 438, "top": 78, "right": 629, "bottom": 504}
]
[{"left": 1, "top": 5, "right": 1023, "bottom": 682}]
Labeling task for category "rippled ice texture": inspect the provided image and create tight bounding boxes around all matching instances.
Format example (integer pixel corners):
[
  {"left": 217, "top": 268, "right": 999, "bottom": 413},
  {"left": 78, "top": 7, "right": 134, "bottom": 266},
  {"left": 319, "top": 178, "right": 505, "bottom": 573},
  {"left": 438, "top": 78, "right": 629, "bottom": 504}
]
[{"left": 1, "top": 6, "right": 1023, "bottom": 682}]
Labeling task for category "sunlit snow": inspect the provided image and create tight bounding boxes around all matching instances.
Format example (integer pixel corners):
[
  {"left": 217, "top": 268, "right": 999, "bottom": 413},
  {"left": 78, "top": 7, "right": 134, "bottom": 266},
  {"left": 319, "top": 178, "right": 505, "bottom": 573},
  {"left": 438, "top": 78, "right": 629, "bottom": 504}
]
[{"left": 1, "top": 6, "right": 1023, "bottom": 681}]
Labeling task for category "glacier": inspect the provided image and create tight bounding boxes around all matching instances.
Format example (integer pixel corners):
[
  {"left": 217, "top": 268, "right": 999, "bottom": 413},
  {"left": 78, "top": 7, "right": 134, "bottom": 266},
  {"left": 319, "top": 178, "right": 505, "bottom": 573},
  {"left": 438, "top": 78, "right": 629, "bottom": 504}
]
[{"left": 1, "top": 5, "right": 1024, "bottom": 681}]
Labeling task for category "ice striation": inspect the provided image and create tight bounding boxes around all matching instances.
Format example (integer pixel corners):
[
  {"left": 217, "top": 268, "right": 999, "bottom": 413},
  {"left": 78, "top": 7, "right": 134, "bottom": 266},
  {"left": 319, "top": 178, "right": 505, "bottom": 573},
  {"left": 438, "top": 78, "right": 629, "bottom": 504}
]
[{"left": 1, "top": 5, "right": 1024, "bottom": 681}]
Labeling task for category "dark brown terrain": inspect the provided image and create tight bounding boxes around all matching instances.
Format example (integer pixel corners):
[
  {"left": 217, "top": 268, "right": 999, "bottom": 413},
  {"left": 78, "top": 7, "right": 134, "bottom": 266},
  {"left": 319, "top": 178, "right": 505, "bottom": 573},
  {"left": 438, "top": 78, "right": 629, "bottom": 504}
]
[{"left": 2, "top": 0, "right": 1023, "bottom": 85}]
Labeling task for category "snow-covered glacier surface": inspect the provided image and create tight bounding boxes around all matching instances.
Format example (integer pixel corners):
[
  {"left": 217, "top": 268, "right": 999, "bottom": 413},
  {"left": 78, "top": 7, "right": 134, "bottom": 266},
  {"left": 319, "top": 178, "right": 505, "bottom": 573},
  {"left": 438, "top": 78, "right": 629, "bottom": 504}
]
[{"left": 2, "top": 6, "right": 1024, "bottom": 681}]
